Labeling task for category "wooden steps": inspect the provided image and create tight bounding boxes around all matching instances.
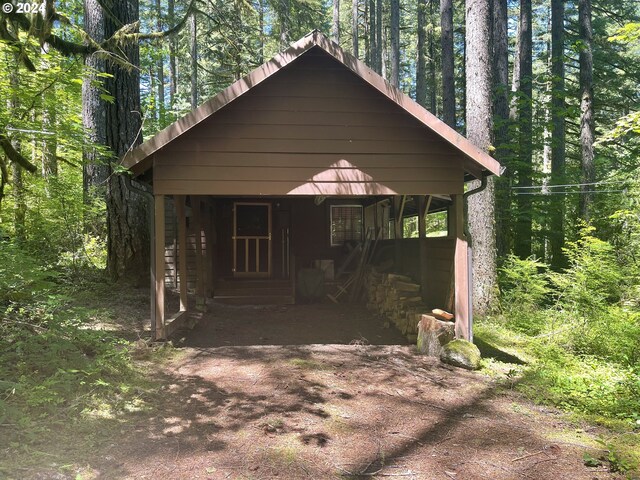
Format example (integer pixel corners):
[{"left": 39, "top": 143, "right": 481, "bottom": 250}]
[{"left": 214, "top": 279, "right": 294, "bottom": 305}]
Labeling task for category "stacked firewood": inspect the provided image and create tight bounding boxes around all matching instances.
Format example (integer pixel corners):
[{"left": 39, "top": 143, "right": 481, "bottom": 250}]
[{"left": 364, "top": 269, "right": 454, "bottom": 342}]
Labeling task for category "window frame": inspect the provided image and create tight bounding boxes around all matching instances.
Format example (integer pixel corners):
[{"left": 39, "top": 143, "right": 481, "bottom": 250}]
[{"left": 329, "top": 204, "right": 364, "bottom": 246}]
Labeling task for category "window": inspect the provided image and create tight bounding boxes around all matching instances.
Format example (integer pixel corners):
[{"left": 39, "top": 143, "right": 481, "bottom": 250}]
[{"left": 330, "top": 205, "right": 363, "bottom": 246}]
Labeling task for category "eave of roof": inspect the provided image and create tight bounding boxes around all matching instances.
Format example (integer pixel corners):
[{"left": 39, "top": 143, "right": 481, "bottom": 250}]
[{"left": 122, "top": 30, "right": 501, "bottom": 178}]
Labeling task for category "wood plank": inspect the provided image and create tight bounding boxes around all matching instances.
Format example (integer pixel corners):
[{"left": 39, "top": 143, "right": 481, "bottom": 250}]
[
  {"left": 161, "top": 138, "right": 458, "bottom": 155},
  {"left": 222, "top": 94, "right": 408, "bottom": 114},
  {"left": 154, "top": 195, "right": 166, "bottom": 339},
  {"left": 209, "top": 109, "right": 421, "bottom": 128},
  {"left": 154, "top": 165, "right": 461, "bottom": 183},
  {"left": 175, "top": 195, "right": 188, "bottom": 312},
  {"left": 417, "top": 195, "right": 428, "bottom": 301},
  {"left": 183, "top": 124, "right": 443, "bottom": 142},
  {"left": 192, "top": 198, "right": 206, "bottom": 309},
  {"left": 450, "top": 194, "right": 470, "bottom": 339},
  {"left": 154, "top": 179, "right": 463, "bottom": 196},
  {"left": 155, "top": 152, "right": 462, "bottom": 169}
]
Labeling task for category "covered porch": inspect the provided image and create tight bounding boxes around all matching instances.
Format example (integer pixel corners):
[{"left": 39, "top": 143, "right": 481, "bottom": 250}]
[{"left": 122, "top": 31, "right": 501, "bottom": 342}]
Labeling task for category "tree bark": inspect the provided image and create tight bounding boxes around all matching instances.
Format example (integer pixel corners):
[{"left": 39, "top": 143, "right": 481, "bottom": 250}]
[
  {"left": 82, "top": 0, "right": 108, "bottom": 203},
  {"left": 579, "top": 0, "right": 595, "bottom": 221},
  {"left": 390, "top": 0, "right": 400, "bottom": 87},
  {"left": 352, "top": 0, "right": 359, "bottom": 57},
  {"left": 550, "top": 0, "right": 566, "bottom": 267},
  {"left": 492, "top": 0, "right": 511, "bottom": 259},
  {"left": 280, "top": 0, "right": 290, "bottom": 49},
  {"left": 416, "top": 0, "right": 427, "bottom": 107},
  {"left": 369, "top": 0, "right": 376, "bottom": 69},
  {"left": 440, "top": 0, "right": 455, "bottom": 127},
  {"left": 41, "top": 97, "right": 57, "bottom": 180},
  {"left": 155, "top": 0, "right": 165, "bottom": 126},
  {"left": 12, "top": 163, "right": 26, "bottom": 243},
  {"left": 427, "top": 0, "right": 436, "bottom": 113},
  {"left": 332, "top": 0, "right": 340, "bottom": 43},
  {"left": 189, "top": 11, "right": 198, "bottom": 110},
  {"left": 465, "top": 0, "right": 497, "bottom": 316},
  {"left": 514, "top": 0, "right": 533, "bottom": 259},
  {"left": 103, "top": 0, "right": 149, "bottom": 283},
  {"left": 375, "top": 0, "right": 382, "bottom": 74},
  {"left": 168, "top": 0, "right": 176, "bottom": 109}
]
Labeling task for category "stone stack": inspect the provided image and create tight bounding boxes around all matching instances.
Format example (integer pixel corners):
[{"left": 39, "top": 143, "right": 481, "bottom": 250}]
[{"left": 365, "top": 270, "right": 452, "bottom": 343}]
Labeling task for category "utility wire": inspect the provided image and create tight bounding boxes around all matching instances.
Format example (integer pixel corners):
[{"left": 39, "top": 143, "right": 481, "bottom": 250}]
[
  {"left": 513, "top": 190, "right": 626, "bottom": 195},
  {"left": 511, "top": 180, "right": 627, "bottom": 190}
]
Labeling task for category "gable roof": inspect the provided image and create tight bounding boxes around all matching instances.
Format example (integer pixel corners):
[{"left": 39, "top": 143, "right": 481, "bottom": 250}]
[{"left": 122, "top": 30, "right": 501, "bottom": 178}]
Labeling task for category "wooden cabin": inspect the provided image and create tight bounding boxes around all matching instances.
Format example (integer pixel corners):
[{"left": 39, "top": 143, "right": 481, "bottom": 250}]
[{"left": 122, "top": 31, "right": 501, "bottom": 341}]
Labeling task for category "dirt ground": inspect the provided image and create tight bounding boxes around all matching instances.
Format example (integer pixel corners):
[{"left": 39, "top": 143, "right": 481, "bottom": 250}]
[{"left": 23, "top": 303, "right": 626, "bottom": 479}]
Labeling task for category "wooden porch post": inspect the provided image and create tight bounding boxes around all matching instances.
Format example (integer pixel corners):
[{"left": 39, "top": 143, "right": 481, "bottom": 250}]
[
  {"left": 393, "top": 195, "right": 406, "bottom": 269},
  {"left": 193, "top": 197, "right": 206, "bottom": 310},
  {"left": 154, "top": 194, "right": 166, "bottom": 339},
  {"left": 451, "top": 194, "right": 471, "bottom": 340},
  {"left": 175, "top": 195, "right": 188, "bottom": 312},
  {"left": 416, "top": 195, "right": 431, "bottom": 302}
]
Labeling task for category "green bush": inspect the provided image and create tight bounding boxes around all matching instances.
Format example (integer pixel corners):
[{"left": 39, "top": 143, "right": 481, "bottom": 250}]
[
  {"left": 551, "top": 226, "right": 623, "bottom": 320},
  {"left": 498, "top": 255, "right": 550, "bottom": 334},
  {"left": 0, "top": 241, "right": 56, "bottom": 303}
]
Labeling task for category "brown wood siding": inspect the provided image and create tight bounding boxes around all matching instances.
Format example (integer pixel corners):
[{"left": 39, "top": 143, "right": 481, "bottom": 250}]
[
  {"left": 164, "top": 197, "right": 177, "bottom": 289},
  {"left": 376, "top": 237, "right": 454, "bottom": 308},
  {"left": 162, "top": 196, "right": 209, "bottom": 292},
  {"left": 153, "top": 48, "right": 464, "bottom": 196}
]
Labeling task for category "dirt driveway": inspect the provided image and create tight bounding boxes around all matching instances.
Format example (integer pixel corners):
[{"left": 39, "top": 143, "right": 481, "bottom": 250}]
[{"left": 81, "top": 303, "right": 619, "bottom": 480}]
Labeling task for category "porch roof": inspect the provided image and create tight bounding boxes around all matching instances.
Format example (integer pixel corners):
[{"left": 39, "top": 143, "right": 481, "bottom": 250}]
[{"left": 122, "top": 31, "right": 501, "bottom": 181}]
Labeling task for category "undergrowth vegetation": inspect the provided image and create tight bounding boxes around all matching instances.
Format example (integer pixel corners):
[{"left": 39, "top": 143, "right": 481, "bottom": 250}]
[
  {"left": 477, "top": 223, "right": 640, "bottom": 476},
  {"left": 0, "top": 241, "right": 167, "bottom": 476}
]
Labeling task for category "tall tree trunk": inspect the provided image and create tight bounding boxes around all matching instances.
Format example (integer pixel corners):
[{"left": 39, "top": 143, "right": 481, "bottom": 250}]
[
  {"left": 369, "top": 0, "right": 376, "bottom": 69},
  {"left": 41, "top": 105, "right": 57, "bottom": 182},
  {"left": 82, "top": 0, "right": 108, "bottom": 203},
  {"left": 550, "top": 0, "right": 565, "bottom": 267},
  {"left": 440, "top": 0, "right": 455, "bottom": 127},
  {"left": 492, "top": 0, "right": 511, "bottom": 259},
  {"left": 390, "top": 0, "right": 400, "bottom": 86},
  {"left": 12, "top": 163, "right": 26, "bottom": 243},
  {"left": 103, "top": 0, "right": 149, "bottom": 283},
  {"left": 466, "top": 0, "right": 497, "bottom": 315},
  {"left": 352, "top": 0, "right": 359, "bottom": 57},
  {"left": 155, "top": 0, "right": 165, "bottom": 126},
  {"left": 416, "top": 0, "right": 427, "bottom": 107},
  {"left": 189, "top": 11, "right": 198, "bottom": 110},
  {"left": 280, "top": 0, "right": 290, "bottom": 49},
  {"left": 514, "top": 0, "right": 533, "bottom": 258},
  {"left": 332, "top": 0, "right": 340, "bottom": 43},
  {"left": 427, "top": 0, "right": 436, "bottom": 113},
  {"left": 375, "top": 0, "right": 382, "bottom": 73},
  {"left": 579, "top": 0, "right": 595, "bottom": 220},
  {"left": 168, "top": 0, "right": 176, "bottom": 109}
]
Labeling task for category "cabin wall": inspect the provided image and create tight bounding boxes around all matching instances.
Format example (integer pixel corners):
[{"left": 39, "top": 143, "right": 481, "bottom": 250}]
[
  {"left": 152, "top": 48, "right": 464, "bottom": 197},
  {"left": 212, "top": 197, "right": 359, "bottom": 280},
  {"left": 376, "top": 238, "right": 455, "bottom": 309},
  {"left": 163, "top": 196, "right": 208, "bottom": 292}
]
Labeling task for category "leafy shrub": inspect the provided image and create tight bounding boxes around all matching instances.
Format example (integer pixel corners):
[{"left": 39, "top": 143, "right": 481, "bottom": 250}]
[
  {"left": 0, "top": 242, "right": 56, "bottom": 304},
  {"left": 498, "top": 255, "right": 550, "bottom": 334},
  {"left": 550, "top": 226, "right": 623, "bottom": 320},
  {"left": 522, "top": 343, "right": 640, "bottom": 425}
]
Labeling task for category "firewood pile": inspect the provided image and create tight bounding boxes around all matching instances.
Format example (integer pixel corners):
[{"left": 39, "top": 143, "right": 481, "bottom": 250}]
[{"left": 364, "top": 269, "right": 455, "bottom": 342}]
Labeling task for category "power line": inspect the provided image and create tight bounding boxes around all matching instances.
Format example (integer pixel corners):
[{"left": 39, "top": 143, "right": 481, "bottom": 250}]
[
  {"left": 511, "top": 180, "right": 627, "bottom": 190},
  {"left": 513, "top": 190, "right": 626, "bottom": 195}
]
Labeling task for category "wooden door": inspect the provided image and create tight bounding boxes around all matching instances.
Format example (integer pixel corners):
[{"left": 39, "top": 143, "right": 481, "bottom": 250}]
[{"left": 233, "top": 202, "right": 271, "bottom": 277}]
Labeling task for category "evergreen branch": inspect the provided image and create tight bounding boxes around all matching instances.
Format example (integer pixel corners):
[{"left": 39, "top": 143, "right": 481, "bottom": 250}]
[{"left": 0, "top": 133, "right": 37, "bottom": 173}]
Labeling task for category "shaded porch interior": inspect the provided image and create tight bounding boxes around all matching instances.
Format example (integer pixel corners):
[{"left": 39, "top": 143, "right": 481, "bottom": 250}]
[{"left": 154, "top": 192, "right": 467, "bottom": 341}]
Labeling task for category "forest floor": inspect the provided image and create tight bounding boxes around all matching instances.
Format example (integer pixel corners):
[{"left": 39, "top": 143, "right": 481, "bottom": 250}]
[{"left": 7, "top": 299, "right": 629, "bottom": 480}]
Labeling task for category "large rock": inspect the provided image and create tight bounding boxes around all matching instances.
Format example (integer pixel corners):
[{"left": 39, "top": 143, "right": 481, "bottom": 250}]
[
  {"left": 416, "top": 314, "right": 455, "bottom": 357},
  {"left": 440, "top": 339, "right": 481, "bottom": 370}
]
